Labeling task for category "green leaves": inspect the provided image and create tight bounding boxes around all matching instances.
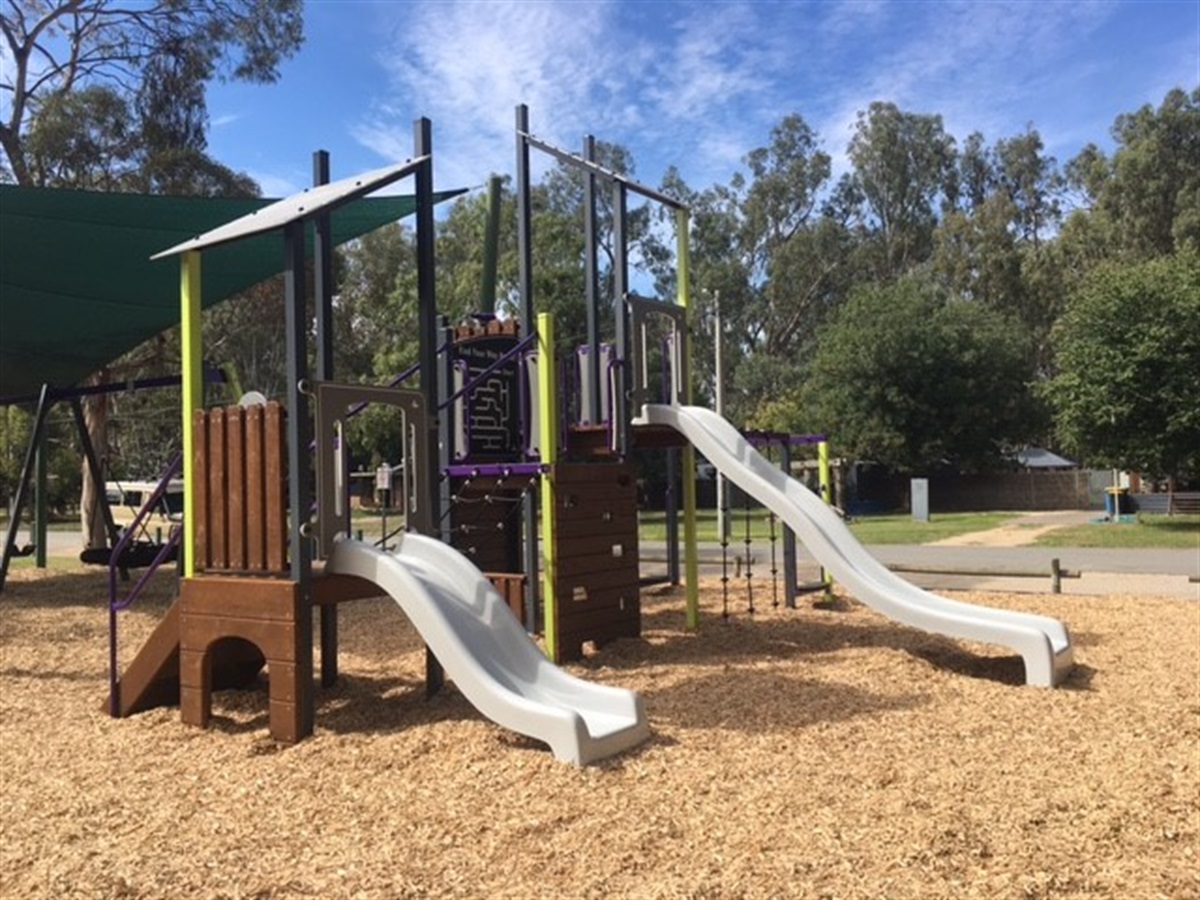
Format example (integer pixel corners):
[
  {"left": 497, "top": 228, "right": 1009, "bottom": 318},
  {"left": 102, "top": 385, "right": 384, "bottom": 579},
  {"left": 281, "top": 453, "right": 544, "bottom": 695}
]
[
  {"left": 1046, "top": 251, "right": 1200, "bottom": 480},
  {"left": 801, "top": 277, "right": 1038, "bottom": 473}
]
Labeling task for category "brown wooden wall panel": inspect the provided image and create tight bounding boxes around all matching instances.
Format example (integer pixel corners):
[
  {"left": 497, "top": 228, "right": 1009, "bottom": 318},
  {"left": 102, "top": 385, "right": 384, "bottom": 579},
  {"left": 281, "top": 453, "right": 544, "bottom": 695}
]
[
  {"left": 192, "top": 410, "right": 210, "bottom": 570},
  {"left": 180, "top": 575, "right": 301, "bottom": 619},
  {"left": 485, "top": 572, "right": 526, "bottom": 621},
  {"left": 245, "top": 404, "right": 266, "bottom": 571},
  {"left": 553, "top": 531, "right": 638, "bottom": 558},
  {"left": 192, "top": 403, "right": 288, "bottom": 576},
  {"left": 549, "top": 462, "right": 640, "bottom": 663},
  {"left": 559, "top": 596, "right": 639, "bottom": 627},
  {"left": 207, "top": 410, "right": 227, "bottom": 569},
  {"left": 226, "top": 407, "right": 247, "bottom": 570},
  {"left": 264, "top": 403, "right": 287, "bottom": 573},
  {"left": 557, "top": 566, "right": 642, "bottom": 594},
  {"left": 179, "top": 576, "right": 303, "bottom": 743}
]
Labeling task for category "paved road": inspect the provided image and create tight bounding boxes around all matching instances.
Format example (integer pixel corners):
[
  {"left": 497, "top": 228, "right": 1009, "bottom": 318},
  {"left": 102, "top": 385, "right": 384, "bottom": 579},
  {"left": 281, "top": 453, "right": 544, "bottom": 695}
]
[
  {"left": 18, "top": 527, "right": 1200, "bottom": 599},
  {"left": 641, "top": 540, "right": 1198, "bottom": 576},
  {"left": 640, "top": 540, "right": 1199, "bottom": 600}
]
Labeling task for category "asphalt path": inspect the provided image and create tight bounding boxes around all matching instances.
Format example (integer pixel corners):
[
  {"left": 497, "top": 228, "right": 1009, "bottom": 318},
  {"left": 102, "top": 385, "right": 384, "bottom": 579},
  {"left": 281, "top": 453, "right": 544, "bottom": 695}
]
[
  {"left": 18, "top": 526, "right": 1200, "bottom": 598},
  {"left": 639, "top": 540, "right": 1199, "bottom": 600},
  {"left": 640, "top": 540, "right": 1198, "bottom": 576}
]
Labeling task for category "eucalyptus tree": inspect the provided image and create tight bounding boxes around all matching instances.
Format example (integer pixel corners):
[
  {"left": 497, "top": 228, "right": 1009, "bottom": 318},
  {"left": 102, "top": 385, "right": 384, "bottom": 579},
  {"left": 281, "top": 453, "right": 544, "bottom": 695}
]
[
  {"left": 1, "top": 0, "right": 304, "bottom": 185},
  {"left": 1, "top": 0, "right": 303, "bottom": 543},
  {"left": 1065, "top": 87, "right": 1200, "bottom": 260},
  {"left": 662, "top": 115, "right": 849, "bottom": 426},
  {"left": 931, "top": 125, "right": 1065, "bottom": 375},
  {"left": 845, "top": 101, "right": 957, "bottom": 280}
]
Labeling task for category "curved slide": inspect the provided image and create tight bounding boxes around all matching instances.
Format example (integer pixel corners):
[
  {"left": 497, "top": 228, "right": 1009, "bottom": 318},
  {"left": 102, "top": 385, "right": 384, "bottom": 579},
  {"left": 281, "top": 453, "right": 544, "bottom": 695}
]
[
  {"left": 326, "top": 534, "right": 650, "bottom": 765},
  {"left": 639, "top": 404, "right": 1075, "bottom": 687}
]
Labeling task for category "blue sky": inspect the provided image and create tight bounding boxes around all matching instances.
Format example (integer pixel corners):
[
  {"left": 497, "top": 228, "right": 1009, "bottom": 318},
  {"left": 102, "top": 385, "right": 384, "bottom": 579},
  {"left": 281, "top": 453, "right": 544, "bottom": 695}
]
[{"left": 206, "top": 0, "right": 1199, "bottom": 202}]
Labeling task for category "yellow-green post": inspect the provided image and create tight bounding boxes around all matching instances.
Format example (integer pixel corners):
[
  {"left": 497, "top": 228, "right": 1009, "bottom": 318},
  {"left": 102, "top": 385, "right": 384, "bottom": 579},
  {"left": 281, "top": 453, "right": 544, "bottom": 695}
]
[
  {"left": 536, "top": 313, "right": 559, "bottom": 661},
  {"left": 180, "top": 251, "right": 202, "bottom": 578},
  {"left": 818, "top": 439, "right": 834, "bottom": 592},
  {"left": 676, "top": 209, "right": 700, "bottom": 629}
]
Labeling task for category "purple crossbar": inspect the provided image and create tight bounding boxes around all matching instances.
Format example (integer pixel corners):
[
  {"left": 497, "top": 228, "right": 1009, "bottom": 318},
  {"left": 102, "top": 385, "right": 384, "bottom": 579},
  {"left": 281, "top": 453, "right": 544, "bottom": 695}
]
[{"left": 443, "top": 462, "right": 548, "bottom": 479}]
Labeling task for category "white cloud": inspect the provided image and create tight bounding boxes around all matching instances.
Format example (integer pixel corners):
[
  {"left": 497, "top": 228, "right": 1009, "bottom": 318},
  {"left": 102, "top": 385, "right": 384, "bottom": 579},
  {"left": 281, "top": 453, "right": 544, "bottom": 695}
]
[
  {"left": 354, "top": 0, "right": 637, "bottom": 189},
  {"left": 351, "top": 0, "right": 809, "bottom": 191},
  {"left": 344, "top": 0, "right": 1190, "bottom": 199},
  {"left": 251, "top": 169, "right": 305, "bottom": 199}
]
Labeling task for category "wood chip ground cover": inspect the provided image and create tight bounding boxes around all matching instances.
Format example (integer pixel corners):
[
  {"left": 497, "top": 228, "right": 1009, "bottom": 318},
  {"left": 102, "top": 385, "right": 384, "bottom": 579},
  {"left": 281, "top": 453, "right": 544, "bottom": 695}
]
[{"left": 1, "top": 566, "right": 1196, "bottom": 899}]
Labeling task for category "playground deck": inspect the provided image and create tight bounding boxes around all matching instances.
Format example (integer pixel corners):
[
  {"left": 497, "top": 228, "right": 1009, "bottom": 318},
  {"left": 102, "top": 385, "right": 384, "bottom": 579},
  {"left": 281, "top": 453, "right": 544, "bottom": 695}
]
[{"left": 1, "top": 566, "right": 1196, "bottom": 899}]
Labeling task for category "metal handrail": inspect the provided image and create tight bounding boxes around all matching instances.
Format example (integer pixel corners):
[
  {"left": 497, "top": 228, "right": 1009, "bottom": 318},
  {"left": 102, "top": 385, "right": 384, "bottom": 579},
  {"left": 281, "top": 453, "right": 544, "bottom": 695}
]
[
  {"left": 107, "top": 451, "right": 183, "bottom": 717},
  {"left": 439, "top": 331, "right": 537, "bottom": 412}
]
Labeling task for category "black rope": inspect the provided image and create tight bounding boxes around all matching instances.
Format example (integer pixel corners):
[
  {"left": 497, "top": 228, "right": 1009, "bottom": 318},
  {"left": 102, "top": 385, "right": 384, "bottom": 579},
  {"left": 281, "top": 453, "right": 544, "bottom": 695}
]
[
  {"left": 744, "top": 489, "right": 754, "bottom": 615},
  {"left": 769, "top": 508, "right": 778, "bottom": 609}
]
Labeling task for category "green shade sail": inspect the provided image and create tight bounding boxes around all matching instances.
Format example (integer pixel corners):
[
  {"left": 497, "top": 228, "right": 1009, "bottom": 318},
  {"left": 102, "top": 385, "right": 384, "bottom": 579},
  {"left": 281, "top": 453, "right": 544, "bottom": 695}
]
[{"left": 0, "top": 183, "right": 462, "bottom": 400}]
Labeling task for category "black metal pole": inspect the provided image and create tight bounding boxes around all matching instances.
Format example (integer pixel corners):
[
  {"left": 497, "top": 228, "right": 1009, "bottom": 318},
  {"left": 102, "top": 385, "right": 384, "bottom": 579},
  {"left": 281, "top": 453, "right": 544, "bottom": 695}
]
[
  {"left": 781, "top": 440, "right": 797, "bottom": 609},
  {"left": 612, "top": 182, "right": 630, "bottom": 457},
  {"left": 414, "top": 117, "right": 445, "bottom": 696},
  {"left": 312, "top": 149, "right": 339, "bottom": 688},
  {"left": 0, "top": 385, "right": 50, "bottom": 593},
  {"left": 415, "top": 116, "right": 439, "bottom": 535},
  {"left": 516, "top": 104, "right": 540, "bottom": 634},
  {"left": 481, "top": 175, "right": 502, "bottom": 315},
  {"left": 583, "top": 134, "right": 601, "bottom": 426},
  {"left": 283, "top": 218, "right": 314, "bottom": 739},
  {"left": 314, "top": 150, "right": 334, "bottom": 383}
]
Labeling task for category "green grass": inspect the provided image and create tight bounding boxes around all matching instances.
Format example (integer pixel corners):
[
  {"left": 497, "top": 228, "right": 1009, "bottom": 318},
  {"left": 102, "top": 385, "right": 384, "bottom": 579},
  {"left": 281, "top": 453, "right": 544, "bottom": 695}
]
[
  {"left": 1033, "top": 514, "right": 1200, "bottom": 549},
  {"left": 639, "top": 509, "right": 781, "bottom": 542},
  {"left": 639, "top": 509, "right": 1017, "bottom": 545},
  {"left": 847, "top": 512, "right": 1019, "bottom": 545}
]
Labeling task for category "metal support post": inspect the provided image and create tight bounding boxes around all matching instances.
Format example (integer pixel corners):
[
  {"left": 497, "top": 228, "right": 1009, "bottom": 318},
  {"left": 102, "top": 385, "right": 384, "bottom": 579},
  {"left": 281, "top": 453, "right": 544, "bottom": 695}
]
[
  {"left": 312, "top": 149, "right": 339, "bottom": 688},
  {"left": 0, "top": 385, "right": 51, "bottom": 592},
  {"left": 780, "top": 440, "right": 798, "bottom": 608},
  {"left": 414, "top": 116, "right": 444, "bottom": 697},
  {"left": 612, "top": 182, "right": 630, "bottom": 456},
  {"left": 515, "top": 105, "right": 540, "bottom": 632},
  {"left": 34, "top": 427, "right": 47, "bottom": 569},
  {"left": 282, "top": 218, "right": 314, "bottom": 739},
  {"left": 583, "top": 135, "right": 601, "bottom": 427}
]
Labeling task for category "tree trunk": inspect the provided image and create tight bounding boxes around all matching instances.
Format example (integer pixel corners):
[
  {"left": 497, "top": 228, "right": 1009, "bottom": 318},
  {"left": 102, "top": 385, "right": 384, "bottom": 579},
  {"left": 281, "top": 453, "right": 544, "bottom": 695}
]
[{"left": 79, "top": 376, "right": 109, "bottom": 550}]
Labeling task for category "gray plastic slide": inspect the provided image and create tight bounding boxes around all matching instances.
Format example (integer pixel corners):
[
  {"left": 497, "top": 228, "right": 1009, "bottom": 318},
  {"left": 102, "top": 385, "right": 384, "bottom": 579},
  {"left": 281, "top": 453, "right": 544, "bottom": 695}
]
[
  {"left": 326, "top": 534, "right": 651, "bottom": 764},
  {"left": 639, "top": 403, "right": 1075, "bottom": 687}
]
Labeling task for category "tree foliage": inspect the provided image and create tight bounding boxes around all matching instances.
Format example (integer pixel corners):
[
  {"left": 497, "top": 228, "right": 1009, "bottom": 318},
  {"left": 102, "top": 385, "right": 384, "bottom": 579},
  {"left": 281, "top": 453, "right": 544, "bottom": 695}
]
[
  {"left": 1046, "top": 251, "right": 1200, "bottom": 480},
  {"left": 1065, "top": 87, "right": 1200, "bottom": 260},
  {"left": 1, "top": 0, "right": 304, "bottom": 185},
  {"left": 800, "top": 277, "right": 1038, "bottom": 473},
  {"left": 845, "top": 101, "right": 956, "bottom": 279},
  {"left": 0, "top": 0, "right": 303, "bottom": 539}
]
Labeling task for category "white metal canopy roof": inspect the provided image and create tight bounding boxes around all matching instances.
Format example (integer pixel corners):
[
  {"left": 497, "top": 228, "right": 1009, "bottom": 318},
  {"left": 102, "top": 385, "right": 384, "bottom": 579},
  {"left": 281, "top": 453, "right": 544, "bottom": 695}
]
[{"left": 151, "top": 157, "right": 430, "bottom": 259}]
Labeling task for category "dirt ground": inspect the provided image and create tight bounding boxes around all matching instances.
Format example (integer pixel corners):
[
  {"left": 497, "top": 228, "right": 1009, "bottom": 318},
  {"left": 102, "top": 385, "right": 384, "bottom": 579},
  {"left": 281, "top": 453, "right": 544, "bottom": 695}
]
[
  {"left": 1, "top": 565, "right": 1197, "bottom": 900},
  {"left": 929, "top": 511, "right": 1099, "bottom": 548}
]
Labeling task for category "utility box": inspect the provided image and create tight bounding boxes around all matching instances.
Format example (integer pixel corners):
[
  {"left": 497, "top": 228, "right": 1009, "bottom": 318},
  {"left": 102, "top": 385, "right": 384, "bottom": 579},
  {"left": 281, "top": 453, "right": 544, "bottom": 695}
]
[{"left": 911, "top": 478, "right": 930, "bottom": 522}]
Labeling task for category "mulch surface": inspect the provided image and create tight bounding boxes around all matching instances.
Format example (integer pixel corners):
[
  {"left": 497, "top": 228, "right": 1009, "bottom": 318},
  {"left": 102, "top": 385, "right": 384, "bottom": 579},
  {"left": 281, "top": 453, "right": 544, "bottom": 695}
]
[{"left": 1, "top": 565, "right": 1197, "bottom": 899}]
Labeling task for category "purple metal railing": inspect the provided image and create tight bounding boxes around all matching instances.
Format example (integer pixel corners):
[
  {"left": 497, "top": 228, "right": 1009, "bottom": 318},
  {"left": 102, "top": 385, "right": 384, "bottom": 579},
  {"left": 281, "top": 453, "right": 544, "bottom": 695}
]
[{"left": 107, "top": 451, "right": 183, "bottom": 717}]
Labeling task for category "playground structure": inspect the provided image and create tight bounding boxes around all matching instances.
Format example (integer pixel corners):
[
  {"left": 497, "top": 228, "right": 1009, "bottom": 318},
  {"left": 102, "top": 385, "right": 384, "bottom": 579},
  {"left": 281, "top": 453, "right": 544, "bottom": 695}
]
[
  {"left": 98, "top": 107, "right": 1074, "bottom": 765},
  {"left": 103, "top": 121, "right": 653, "bottom": 764}
]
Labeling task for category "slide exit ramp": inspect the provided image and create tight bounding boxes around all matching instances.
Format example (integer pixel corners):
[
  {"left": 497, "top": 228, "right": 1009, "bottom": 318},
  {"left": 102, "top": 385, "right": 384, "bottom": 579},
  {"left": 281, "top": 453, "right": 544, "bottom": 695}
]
[
  {"left": 639, "top": 404, "right": 1075, "bottom": 687},
  {"left": 326, "top": 535, "right": 650, "bottom": 765}
]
